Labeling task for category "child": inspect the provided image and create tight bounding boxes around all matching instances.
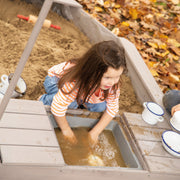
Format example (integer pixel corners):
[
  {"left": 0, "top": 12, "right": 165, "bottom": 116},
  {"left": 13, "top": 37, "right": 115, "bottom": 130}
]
[{"left": 39, "top": 40, "right": 126, "bottom": 145}]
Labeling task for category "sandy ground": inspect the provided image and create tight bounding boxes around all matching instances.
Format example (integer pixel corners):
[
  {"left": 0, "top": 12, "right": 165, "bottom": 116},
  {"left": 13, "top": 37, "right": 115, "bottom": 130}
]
[{"left": 0, "top": 0, "right": 143, "bottom": 117}]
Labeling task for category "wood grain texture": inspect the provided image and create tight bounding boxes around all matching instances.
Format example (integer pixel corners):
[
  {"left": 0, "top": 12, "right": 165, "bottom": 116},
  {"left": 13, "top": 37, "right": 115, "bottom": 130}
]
[{"left": 1, "top": 145, "right": 64, "bottom": 166}]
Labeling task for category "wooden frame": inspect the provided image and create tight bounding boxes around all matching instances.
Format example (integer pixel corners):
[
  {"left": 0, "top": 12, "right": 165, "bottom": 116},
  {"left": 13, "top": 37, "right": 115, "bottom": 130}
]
[{"left": 0, "top": 0, "right": 178, "bottom": 179}]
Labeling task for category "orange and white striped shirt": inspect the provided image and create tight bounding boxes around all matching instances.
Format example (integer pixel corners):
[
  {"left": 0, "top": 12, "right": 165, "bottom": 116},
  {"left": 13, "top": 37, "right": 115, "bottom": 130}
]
[{"left": 49, "top": 62, "right": 120, "bottom": 117}]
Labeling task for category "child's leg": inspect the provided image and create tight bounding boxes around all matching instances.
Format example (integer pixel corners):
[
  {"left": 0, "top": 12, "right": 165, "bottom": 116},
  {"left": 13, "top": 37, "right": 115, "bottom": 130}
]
[
  {"left": 39, "top": 76, "right": 59, "bottom": 105},
  {"left": 163, "top": 90, "right": 180, "bottom": 115},
  {"left": 43, "top": 76, "right": 59, "bottom": 94},
  {"left": 68, "top": 100, "right": 79, "bottom": 109},
  {"left": 85, "top": 102, "right": 106, "bottom": 112}
]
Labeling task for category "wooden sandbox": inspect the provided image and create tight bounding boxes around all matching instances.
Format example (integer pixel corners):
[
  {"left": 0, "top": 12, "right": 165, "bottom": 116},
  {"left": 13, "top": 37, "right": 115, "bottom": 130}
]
[{"left": 0, "top": 0, "right": 179, "bottom": 180}]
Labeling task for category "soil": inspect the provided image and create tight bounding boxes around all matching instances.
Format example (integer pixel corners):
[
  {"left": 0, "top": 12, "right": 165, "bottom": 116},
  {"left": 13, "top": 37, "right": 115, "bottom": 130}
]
[{"left": 0, "top": 0, "right": 143, "bottom": 118}]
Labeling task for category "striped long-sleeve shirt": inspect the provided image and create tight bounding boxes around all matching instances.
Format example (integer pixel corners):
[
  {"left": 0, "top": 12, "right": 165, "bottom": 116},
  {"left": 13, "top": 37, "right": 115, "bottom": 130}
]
[{"left": 49, "top": 62, "right": 120, "bottom": 117}]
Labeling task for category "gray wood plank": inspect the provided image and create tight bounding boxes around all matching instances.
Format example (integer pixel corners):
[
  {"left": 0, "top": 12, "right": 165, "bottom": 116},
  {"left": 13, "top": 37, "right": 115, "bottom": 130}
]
[
  {"left": 145, "top": 156, "right": 180, "bottom": 174},
  {"left": 0, "top": 113, "right": 52, "bottom": 130},
  {"left": 123, "top": 112, "right": 170, "bottom": 129},
  {"left": 1, "top": 145, "right": 64, "bottom": 166},
  {"left": 129, "top": 126, "right": 165, "bottom": 141},
  {"left": 138, "top": 140, "right": 174, "bottom": 158},
  {"left": 2, "top": 99, "right": 47, "bottom": 115},
  {"left": 0, "top": 128, "right": 59, "bottom": 147}
]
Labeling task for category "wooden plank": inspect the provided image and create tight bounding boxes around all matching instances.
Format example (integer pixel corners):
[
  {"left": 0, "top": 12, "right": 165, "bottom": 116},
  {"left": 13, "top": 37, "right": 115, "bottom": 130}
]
[
  {"left": 129, "top": 126, "right": 165, "bottom": 141},
  {"left": 2, "top": 99, "right": 47, "bottom": 115},
  {"left": 0, "top": 113, "right": 52, "bottom": 130},
  {"left": 145, "top": 156, "right": 180, "bottom": 175},
  {"left": 120, "top": 118, "right": 149, "bottom": 170},
  {"left": 1, "top": 145, "right": 64, "bottom": 166},
  {"left": 0, "top": 128, "right": 59, "bottom": 147},
  {"left": 138, "top": 140, "right": 174, "bottom": 158},
  {"left": 123, "top": 112, "right": 170, "bottom": 129}
]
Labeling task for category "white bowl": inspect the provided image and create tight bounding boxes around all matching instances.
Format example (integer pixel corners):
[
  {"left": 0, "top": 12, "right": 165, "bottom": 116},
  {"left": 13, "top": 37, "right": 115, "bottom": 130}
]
[
  {"left": 170, "top": 118, "right": 180, "bottom": 133},
  {"left": 162, "top": 131, "right": 180, "bottom": 158}
]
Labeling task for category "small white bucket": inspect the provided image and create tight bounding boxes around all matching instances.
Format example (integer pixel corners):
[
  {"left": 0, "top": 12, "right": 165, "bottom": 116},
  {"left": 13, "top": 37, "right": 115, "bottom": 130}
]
[
  {"left": 142, "top": 102, "right": 164, "bottom": 125},
  {"left": 0, "top": 74, "right": 26, "bottom": 98}
]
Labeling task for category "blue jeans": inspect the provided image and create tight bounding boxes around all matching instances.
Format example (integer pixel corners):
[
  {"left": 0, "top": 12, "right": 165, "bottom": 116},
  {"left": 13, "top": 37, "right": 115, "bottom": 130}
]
[
  {"left": 163, "top": 90, "right": 180, "bottom": 114},
  {"left": 40, "top": 76, "right": 106, "bottom": 112}
]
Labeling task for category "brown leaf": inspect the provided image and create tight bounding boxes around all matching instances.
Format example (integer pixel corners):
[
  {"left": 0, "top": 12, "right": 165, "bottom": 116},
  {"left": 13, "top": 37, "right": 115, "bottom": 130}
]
[
  {"left": 168, "top": 72, "right": 180, "bottom": 83},
  {"left": 169, "top": 45, "right": 180, "bottom": 56}
]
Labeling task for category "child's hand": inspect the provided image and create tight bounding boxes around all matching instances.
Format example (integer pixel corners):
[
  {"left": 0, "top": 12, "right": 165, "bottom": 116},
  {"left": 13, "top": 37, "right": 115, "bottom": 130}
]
[
  {"left": 88, "top": 131, "right": 99, "bottom": 148},
  {"left": 171, "top": 104, "right": 180, "bottom": 116},
  {"left": 62, "top": 128, "right": 77, "bottom": 144}
]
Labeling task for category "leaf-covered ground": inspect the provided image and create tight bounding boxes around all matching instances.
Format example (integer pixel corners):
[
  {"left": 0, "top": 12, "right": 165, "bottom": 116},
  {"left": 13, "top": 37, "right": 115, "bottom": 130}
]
[{"left": 76, "top": 0, "right": 180, "bottom": 93}]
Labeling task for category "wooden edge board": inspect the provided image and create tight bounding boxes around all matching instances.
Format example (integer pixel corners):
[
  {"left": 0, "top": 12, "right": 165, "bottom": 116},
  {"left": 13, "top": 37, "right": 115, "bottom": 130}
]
[
  {"left": 0, "top": 113, "right": 53, "bottom": 130},
  {"left": 137, "top": 140, "right": 176, "bottom": 158},
  {"left": 4, "top": 99, "right": 47, "bottom": 115},
  {"left": 120, "top": 115, "right": 149, "bottom": 171},
  {"left": 123, "top": 112, "right": 170, "bottom": 130},
  {"left": 0, "top": 128, "right": 59, "bottom": 147},
  {"left": 0, "top": 145, "right": 64, "bottom": 166},
  {"left": 144, "top": 156, "right": 180, "bottom": 175},
  {"left": 129, "top": 126, "right": 165, "bottom": 142}
]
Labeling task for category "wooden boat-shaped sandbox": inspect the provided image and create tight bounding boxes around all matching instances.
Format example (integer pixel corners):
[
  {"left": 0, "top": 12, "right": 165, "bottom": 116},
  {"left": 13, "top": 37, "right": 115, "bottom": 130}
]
[{"left": 0, "top": 0, "right": 179, "bottom": 180}]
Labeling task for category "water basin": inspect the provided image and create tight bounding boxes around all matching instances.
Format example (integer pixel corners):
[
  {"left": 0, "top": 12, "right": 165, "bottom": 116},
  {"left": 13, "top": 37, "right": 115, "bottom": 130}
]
[{"left": 52, "top": 116, "right": 142, "bottom": 169}]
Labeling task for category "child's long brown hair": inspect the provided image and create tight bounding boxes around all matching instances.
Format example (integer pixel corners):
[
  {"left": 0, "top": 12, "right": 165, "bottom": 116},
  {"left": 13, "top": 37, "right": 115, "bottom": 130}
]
[{"left": 58, "top": 40, "right": 126, "bottom": 104}]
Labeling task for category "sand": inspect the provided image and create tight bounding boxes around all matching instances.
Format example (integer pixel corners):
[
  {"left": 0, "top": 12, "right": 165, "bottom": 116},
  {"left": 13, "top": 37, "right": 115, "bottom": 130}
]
[{"left": 0, "top": 0, "right": 142, "bottom": 116}]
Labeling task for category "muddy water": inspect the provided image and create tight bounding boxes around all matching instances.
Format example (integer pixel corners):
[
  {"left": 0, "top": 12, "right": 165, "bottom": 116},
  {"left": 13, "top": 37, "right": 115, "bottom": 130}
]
[{"left": 55, "top": 127, "right": 127, "bottom": 167}]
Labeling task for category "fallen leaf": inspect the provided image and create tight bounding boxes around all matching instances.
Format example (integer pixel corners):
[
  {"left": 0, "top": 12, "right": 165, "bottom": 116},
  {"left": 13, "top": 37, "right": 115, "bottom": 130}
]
[
  {"left": 147, "top": 41, "right": 158, "bottom": 48},
  {"left": 169, "top": 46, "right": 180, "bottom": 56},
  {"left": 95, "top": 6, "right": 104, "bottom": 12},
  {"left": 171, "top": 0, "right": 179, "bottom": 5},
  {"left": 96, "top": 0, "right": 104, "bottom": 6},
  {"left": 111, "top": 27, "right": 120, "bottom": 35},
  {"left": 121, "top": 21, "right": 130, "bottom": 26},
  {"left": 173, "top": 54, "right": 179, "bottom": 61},
  {"left": 167, "top": 38, "right": 180, "bottom": 47},
  {"left": 156, "top": 50, "right": 169, "bottom": 57},
  {"left": 168, "top": 72, "right": 180, "bottom": 83},
  {"left": 104, "top": 0, "right": 111, "bottom": 8},
  {"left": 150, "top": 69, "right": 159, "bottom": 77},
  {"left": 129, "top": 8, "right": 138, "bottom": 20}
]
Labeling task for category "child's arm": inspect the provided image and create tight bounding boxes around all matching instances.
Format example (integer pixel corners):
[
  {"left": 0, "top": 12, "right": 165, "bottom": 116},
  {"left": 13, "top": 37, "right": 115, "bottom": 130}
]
[
  {"left": 54, "top": 115, "right": 77, "bottom": 144},
  {"left": 88, "top": 111, "right": 113, "bottom": 146},
  {"left": 171, "top": 104, "right": 180, "bottom": 116}
]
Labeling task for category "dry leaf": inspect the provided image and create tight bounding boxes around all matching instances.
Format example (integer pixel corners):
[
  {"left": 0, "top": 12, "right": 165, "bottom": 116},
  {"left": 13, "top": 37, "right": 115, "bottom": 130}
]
[
  {"left": 104, "top": 0, "right": 111, "bottom": 8},
  {"left": 147, "top": 41, "right": 158, "bottom": 48},
  {"left": 156, "top": 50, "right": 169, "bottom": 57},
  {"left": 95, "top": 6, "right": 104, "bottom": 12},
  {"left": 129, "top": 8, "right": 138, "bottom": 20},
  {"left": 111, "top": 27, "right": 120, "bottom": 35},
  {"left": 171, "top": 0, "right": 179, "bottom": 5},
  {"left": 169, "top": 46, "right": 180, "bottom": 56},
  {"left": 167, "top": 38, "right": 180, "bottom": 47},
  {"left": 150, "top": 69, "right": 159, "bottom": 77},
  {"left": 96, "top": 0, "right": 104, "bottom": 6},
  {"left": 168, "top": 72, "right": 180, "bottom": 83},
  {"left": 121, "top": 21, "right": 130, "bottom": 26}
]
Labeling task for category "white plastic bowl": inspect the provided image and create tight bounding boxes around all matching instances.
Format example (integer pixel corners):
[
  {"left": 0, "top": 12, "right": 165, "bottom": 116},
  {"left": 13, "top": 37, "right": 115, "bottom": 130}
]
[
  {"left": 162, "top": 131, "right": 180, "bottom": 158},
  {"left": 170, "top": 118, "right": 180, "bottom": 133}
]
